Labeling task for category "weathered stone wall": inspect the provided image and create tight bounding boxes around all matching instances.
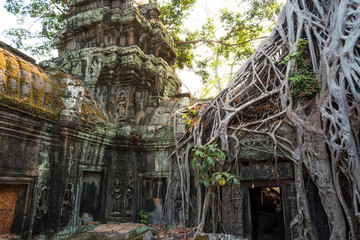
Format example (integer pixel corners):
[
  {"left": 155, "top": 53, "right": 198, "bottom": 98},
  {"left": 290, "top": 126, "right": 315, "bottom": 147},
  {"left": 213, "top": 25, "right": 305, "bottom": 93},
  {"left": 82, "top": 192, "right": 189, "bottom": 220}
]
[
  {"left": 0, "top": 1, "right": 189, "bottom": 239},
  {"left": 0, "top": 97, "right": 114, "bottom": 239},
  {"left": 56, "top": 1, "right": 176, "bottom": 64},
  {"left": 0, "top": 50, "right": 189, "bottom": 239},
  {"left": 52, "top": 0, "right": 182, "bottom": 127}
]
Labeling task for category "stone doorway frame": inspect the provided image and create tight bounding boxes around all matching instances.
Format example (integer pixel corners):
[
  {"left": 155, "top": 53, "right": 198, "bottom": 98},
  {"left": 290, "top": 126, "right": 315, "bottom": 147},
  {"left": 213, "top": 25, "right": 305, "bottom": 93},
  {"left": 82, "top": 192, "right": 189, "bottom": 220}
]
[
  {"left": 0, "top": 176, "right": 36, "bottom": 239},
  {"left": 73, "top": 165, "right": 108, "bottom": 230},
  {"left": 137, "top": 172, "right": 168, "bottom": 223},
  {"left": 241, "top": 180, "right": 296, "bottom": 240}
]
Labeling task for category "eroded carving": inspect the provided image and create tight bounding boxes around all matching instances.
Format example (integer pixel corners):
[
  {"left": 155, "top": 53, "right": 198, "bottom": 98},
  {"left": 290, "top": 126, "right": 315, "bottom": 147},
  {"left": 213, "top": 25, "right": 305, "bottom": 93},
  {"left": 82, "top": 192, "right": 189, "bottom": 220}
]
[
  {"left": 125, "top": 172, "right": 134, "bottom": 216},
  {"left": 33, "top": 188, "right": 48, "bottom": 235},
  {"left": 111, "top": 170, "right": 123, "bottom": 214},
  {"left": 60, "top": 184, "right": 73, "bottom": 229},
  {"left": 115, "top": 92, "right": 127, "bottom": 123}
]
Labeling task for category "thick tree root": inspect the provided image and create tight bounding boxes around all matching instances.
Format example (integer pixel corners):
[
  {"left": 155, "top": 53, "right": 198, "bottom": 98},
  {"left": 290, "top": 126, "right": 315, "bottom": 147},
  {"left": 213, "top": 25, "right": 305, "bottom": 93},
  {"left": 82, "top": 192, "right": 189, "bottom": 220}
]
[{"left": 169, "top": 0, "right": 360, "bottom": 239}]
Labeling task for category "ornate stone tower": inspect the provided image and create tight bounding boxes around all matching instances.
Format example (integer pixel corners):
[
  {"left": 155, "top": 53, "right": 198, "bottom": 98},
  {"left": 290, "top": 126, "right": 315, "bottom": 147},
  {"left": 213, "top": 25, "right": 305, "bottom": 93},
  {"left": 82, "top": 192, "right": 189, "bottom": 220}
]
[{"left": 53, "top": 0, "right": 181, "bottom": 124}]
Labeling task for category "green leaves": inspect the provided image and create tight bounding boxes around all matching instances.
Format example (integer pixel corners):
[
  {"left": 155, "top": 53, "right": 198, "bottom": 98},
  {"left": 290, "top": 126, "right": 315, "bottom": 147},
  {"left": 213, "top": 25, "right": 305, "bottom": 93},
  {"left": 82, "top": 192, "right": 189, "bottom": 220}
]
[
  {"left": 3, "top": 0, "right": 282, "bottom": 93},
  {"left": 281, "top": 38, "right": 321, "bottom": 102},
  {"left": 169, "top": 0, "right": 282, "bottom": 98},
  {"left": 192, "top": 144, "right": 240, "bottom": 188},
  {"left": 183, "top": 109, "right": 198, "bottom": 129},
  {"left": 160, "top": 0, "right": 197, "bottom": 33},
  {"left": 3, "top": 0, "right": 70, "bottom": 58},
  {"left": 139, "top": 210, "right": 152, "bottom": 224},
  {"left": 214, "top": 172, "right": 241, "bottom": 186}
]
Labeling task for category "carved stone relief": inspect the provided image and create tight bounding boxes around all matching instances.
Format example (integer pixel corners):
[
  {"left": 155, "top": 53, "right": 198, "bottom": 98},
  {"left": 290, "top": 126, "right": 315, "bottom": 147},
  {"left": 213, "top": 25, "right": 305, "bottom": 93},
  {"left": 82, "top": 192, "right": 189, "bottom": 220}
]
[
  {"left": 33, "top": 188, "right": 48, "bottom": 235},
  {"left": 83, "top": 143, "right": 96, "bottom": 164},
  {"left": 125, "top": 172, "right": 134, "bottom": 216},
  {"left": 115, "top": 92, "right": 127, "bottom": 124},
  {"left": 111, "top": 170, "right": 123, "bottom": 214},
  {"left": 239, "top": 161, "right": 294, "bottom": 180},
  {"left": 85, "top": 54, "right": 101, "bottom": 86},
  {"left": 60, "top": 184, "right": 73, "bottom": 229}
]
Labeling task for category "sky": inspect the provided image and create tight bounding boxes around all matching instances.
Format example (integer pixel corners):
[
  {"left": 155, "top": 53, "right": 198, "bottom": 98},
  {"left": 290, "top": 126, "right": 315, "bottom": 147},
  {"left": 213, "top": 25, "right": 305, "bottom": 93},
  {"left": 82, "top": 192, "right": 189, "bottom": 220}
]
[
  {"left": 0, "top": 1, "right": 23, "bottom": 43},
  {"left": 161, "top": 0, "right": 254, "bottom": 97},
  {"left": 0, "top": 0, "right": 276, "bottom": 97}
]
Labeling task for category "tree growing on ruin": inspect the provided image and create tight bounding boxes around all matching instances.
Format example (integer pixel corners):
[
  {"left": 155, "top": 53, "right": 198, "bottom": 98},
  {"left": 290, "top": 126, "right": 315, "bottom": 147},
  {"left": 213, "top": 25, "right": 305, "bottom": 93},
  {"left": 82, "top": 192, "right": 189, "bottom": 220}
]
[{"left": 172, "top": 0, "right": 360, "bottom": 238}]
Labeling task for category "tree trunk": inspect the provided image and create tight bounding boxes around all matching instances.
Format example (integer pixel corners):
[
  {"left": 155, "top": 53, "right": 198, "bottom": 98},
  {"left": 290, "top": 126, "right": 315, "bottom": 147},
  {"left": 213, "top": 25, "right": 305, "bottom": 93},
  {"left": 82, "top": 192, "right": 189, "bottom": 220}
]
[{"left": 176, "top": 0, "right": 360, "bottom": 238}]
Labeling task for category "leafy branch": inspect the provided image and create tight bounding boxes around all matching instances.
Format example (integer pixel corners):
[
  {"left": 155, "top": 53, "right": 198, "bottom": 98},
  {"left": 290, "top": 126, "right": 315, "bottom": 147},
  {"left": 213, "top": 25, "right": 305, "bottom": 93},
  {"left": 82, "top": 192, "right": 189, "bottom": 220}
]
[
  {"left": 192, "top": 144, "right": 240, "bottom": 187},
  {"left": 282, "top": 38, "right": 320, "bottom": 102},
  {"left": 139, "top": 210, "right": 152, "bottom": 224},
  {"left": 175, "top": 36, "right": 268, "bottom": 47},
  {"left": 183, "top": 109, "right": 197, "bottom": 129},
  {"left": 3, "top": 0, "right": 70, "bottom": 57}
]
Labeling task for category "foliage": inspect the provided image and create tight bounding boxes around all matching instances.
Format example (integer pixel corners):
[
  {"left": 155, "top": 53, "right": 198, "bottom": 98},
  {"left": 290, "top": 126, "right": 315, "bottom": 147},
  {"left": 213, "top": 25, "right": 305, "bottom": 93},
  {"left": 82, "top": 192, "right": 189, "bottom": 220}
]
[
  {"left": 3, "top": 0, "right": 70, "bottom": 57},
  {"left": 192, "top": 144, "right": 240, "bottom": 187},
  {"left": 139, "top": 210, "right": 152, "bottom": 224},
  {"left": 3, "top": 0, "right": 282, "bottom": 97},
  {"left": 166, "top": 0, "right": 283, "bottom": 97},
  {"left": 281, "top": 38, "right": 320, "bottom": 102},
  {"left": 182, "top": 109, "right": 197, "bottom": 128},
  {"left": 0, "top": 93, "right": 60, "bottom": 122}
]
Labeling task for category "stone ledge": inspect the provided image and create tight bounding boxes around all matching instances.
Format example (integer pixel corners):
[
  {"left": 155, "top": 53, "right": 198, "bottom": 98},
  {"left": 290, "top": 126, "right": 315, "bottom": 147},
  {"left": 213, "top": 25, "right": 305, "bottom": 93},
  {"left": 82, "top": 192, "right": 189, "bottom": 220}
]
[{"left": 69, "top": 223, "right": 155, "bottom": 240}]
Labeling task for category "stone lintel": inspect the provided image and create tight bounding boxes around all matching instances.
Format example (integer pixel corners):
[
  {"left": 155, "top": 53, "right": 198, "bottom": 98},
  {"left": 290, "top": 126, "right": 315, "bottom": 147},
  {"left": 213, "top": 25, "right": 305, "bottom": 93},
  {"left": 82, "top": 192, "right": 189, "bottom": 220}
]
[{"left": 239, "top": 161, "right": 294, "bottom": 180}]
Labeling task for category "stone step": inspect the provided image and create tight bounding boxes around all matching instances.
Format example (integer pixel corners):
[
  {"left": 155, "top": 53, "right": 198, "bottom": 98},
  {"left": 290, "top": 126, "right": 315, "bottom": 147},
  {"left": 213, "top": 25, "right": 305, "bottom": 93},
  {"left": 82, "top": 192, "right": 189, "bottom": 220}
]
[
  {"left": 0, "top": 234, "right": 21, "bottom": 240},
  {"left": 68, "top": 223, "right": 155, "bottom": 240}
]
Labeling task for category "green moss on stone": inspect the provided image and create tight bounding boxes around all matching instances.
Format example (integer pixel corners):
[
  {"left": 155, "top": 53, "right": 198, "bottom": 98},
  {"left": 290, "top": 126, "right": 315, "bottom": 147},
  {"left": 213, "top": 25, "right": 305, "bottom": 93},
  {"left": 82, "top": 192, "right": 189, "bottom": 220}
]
[
  {"left": 4, "top": 52, "right": 20, "bottom": 98},
  {"left": 18, "top": 60, "right": 33, "bottom": 103},
  {"left": 0, "top": 48, "right": 66, "bottom": 119},
  {"left": 30, "top": 65, "right": 46, "bottom": 107},
  {"left": 0, "top": 93, "right": 60, "bottom": 122},
  {"left": 80, "top": 99, "right": 106, "bottom": 122},
  {"left": 0, "top": 49, "right": 7, "bottom": 70},
  {"left": 0, "top": 50, "right": 8, "bottom": 93}
]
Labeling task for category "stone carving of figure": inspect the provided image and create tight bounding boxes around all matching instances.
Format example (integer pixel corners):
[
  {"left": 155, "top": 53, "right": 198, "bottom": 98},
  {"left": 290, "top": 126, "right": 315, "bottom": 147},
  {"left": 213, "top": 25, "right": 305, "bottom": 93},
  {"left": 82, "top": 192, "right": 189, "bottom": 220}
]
[
  {"left": 175, "top": 194, "right": 184, "bottom": 222},
  {"left": 111, "top": 171, "right": 123, "bottom": 214},
  {"left": 88, "top": 56, "right": 99, "bottom": 76},
  {"left": 61, "top": 184, "right": 73, "bottom": 228},
  {"left": 35, "top": 188, "right": 48, "bottom": 219},
  {"left": 33, "top": 188, "right": 48, "bottom": 235},
  {"left": 116, "top": 92, "right": 127, "bottom": 123},
  {"left": 125, "top": 173, "right": 134, "bottom": 215},
  {"left": 155, "top": 69, "right": 166, "bottom": 95},
  {"left": 125, "top": 188, "right": 133, "bottom": 214}
]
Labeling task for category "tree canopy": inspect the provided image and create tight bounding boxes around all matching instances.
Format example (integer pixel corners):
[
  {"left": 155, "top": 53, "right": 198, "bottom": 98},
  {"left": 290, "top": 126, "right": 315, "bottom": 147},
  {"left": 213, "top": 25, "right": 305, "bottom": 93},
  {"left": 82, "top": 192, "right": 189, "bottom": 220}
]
[
  {"left": 4, "top": 0, "right": 70, "bottom": 57},
  {"left": 161, "top": 0, "right": 282, "bottom": 96},
  {"left": 3, "top": 0, "right": 282, "bottom": 97}
]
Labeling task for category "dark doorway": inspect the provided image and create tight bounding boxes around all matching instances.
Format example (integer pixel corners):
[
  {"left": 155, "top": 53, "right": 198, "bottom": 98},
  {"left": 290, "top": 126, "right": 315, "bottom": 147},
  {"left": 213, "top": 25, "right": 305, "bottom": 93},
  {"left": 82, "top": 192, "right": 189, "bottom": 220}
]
[
  {"left": 79, "top": 172, "right": 103, "bottom": 223},
  {"left": 141, "top": 177, "right": 167, "bottom": 223},
  {"left": 249, "top": 187, "right": 285, "bottom": 240}
]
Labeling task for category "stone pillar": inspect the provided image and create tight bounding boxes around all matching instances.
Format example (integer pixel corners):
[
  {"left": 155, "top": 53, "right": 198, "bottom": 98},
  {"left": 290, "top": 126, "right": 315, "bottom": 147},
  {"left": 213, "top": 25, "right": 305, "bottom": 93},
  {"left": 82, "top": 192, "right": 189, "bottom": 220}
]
[{"left": 128, "top": 27, "right": 135, "bottom": 46}]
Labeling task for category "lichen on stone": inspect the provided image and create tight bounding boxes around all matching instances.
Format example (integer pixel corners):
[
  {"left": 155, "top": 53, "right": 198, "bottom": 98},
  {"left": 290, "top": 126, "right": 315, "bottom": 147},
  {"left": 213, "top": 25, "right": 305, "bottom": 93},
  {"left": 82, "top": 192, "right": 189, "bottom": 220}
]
[
  {"left": 0, "top": 49, "right": 8, "bottom": 93},
  {"left": 80, "top": 98, "right": 106, "bottom": 123},
  {"left": 0, "top": 48, "right": 67, "bottom": 121},
  {"left": 4, "top": 50, "right": 20, "bottom": 98}
]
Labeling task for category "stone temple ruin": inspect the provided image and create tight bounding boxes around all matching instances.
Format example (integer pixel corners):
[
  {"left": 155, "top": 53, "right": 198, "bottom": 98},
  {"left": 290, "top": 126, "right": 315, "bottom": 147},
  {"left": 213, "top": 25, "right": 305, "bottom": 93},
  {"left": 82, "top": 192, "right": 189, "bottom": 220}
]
[{"left": 0, "top": 1, "right": 331, "bottom": 240}]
